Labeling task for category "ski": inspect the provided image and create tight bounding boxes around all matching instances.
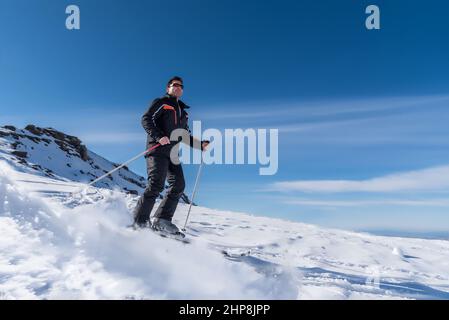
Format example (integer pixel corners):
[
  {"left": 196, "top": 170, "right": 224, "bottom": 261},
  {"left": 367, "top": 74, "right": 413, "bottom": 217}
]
[
  {"left": 128, "top": 224, "right": 191, "bottom": 244},
  {"left": 153, "top": 229, "right": 191, "bottom": 244}
]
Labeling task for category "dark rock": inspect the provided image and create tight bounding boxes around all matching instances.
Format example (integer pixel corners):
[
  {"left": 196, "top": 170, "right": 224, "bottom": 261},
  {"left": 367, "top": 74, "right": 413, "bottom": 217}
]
[
  {"left": 11, "top": 142, "right": 23, "bottom": 149},
  {"left": 31, "top": 164, "right": 42, "bottom": 171},
  {"left": 27, "top": 136, "right": 41, "bottom": 144},
  {"left": 12, "top": 151, "right": 27, "bottom": 158},
  {"left": 181, "top": 193, "right": 196, "bottom": 205},
  {"left": 4, "top": 125, "right": 16, "bottom": 131},
  {"left": 66, "top": 136, "right": 82, "bottom": 147},
  {"left": 43, "top": 128, "right": 65, "bottom": 141},
  {"left": 55, "top": 140, "right": 69, "bottom": 153},
  {"left": 25, "top": 125, "right": 43, "bottom": 136},
  {"left": 78, "top": 144, "right": 89, "bottom": 161},
  {"left": 123, "top": 188, "right": 138, "bottom": 195},
  {"left": 120, "top": 175, "right": 146, "bottom": 189}
]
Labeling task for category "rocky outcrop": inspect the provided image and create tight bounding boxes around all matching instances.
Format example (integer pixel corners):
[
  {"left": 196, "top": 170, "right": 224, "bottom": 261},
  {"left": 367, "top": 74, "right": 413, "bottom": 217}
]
[
  {"left": 3, "top": 125, "right": 16, "bottom": 131},
  {"left": 120, "top": 175, "right": 146, "bottom": 189},
  {"left": 1, "top": 125, "right": 195, "bottom": 204},
  {"left": 24, "top": 125, "right": 89, "bottom": 161},
  {"left": 11, "top": 151, "right": 27, "bottom": 158}
]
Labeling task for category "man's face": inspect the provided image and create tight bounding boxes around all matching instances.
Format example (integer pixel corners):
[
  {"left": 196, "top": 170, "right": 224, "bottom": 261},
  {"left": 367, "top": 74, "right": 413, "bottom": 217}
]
[{"left": 167, "top": 80, "right": 184, "bottom": 98}]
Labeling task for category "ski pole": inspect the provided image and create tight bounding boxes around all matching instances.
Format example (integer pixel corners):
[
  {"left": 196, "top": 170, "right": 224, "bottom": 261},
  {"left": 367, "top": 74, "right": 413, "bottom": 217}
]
[
  {"left": 72, "top": 143, "right": 161, "bottom": 195},
  {"left": 182, "top": 155, "right": 204, "bottom": 231}
]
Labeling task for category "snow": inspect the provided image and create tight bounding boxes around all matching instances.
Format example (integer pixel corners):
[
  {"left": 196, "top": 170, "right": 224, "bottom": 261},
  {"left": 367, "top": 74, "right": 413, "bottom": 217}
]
[
  {"left": 1, "top": 125, "right": 449, "bottom": 299},
  {"left": 1, "top": 161, "right": 449, "bottom": 300}
]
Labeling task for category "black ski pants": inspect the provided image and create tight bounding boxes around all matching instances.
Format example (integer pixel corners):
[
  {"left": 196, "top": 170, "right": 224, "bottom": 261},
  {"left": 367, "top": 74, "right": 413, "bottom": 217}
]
[{"left": 133, "top": 153, "right": 185, "bottom": 224}]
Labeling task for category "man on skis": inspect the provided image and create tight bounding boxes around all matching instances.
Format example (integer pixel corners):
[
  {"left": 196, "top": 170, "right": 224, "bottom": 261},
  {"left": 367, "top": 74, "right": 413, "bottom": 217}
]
[{"left": 133, "top": 76, "right": 209, "bottom": 236}]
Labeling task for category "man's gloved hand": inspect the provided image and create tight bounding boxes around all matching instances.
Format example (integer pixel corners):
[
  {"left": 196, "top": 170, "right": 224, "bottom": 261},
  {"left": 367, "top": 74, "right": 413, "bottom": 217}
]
[
  {"left": 158, "top": 136, "right": 171, "bottom": 145},
  {"left": 201, "top": 140, "right": 210, "bottom": 151}
]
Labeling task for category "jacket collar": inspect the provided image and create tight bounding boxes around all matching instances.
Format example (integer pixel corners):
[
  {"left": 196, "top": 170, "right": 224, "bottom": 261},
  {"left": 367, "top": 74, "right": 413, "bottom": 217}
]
[{"left": 164, "top": 94, "right": 190, "bottom": 109}]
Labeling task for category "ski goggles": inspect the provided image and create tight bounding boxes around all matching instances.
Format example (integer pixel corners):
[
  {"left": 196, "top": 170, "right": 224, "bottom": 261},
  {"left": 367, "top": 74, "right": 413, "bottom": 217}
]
[{"left": 170, "top": 83, "right": 184, "bottom": 89}]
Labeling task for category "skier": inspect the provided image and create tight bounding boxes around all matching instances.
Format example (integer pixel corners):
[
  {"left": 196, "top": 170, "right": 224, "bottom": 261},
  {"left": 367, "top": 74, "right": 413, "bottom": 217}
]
[{"left": 132, "top": 76, "right": 209, "bottom": 236}]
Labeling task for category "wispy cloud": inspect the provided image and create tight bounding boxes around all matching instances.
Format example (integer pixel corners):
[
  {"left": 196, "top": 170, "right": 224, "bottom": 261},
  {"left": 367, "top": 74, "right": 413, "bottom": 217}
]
[
  {"left": 283, "top": 198, "right": 449, "bottom": 207},
  {"left": 200, "top": 94, "right": 449, "bottom": 122},
  {"left": 271, "top": 164, "right": 449, "bottom": 193},
  {"left": 200, "top": 95, "right": 449, "bottom": 150},
  {"left": 79, "top": 132, "right": 144, "bottom": 144}
]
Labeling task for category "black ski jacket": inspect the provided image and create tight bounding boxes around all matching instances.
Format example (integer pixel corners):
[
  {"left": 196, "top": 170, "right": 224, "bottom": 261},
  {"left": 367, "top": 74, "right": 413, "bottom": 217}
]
[{"left": 141, "top": 94, "right": 201, "bottom": 156}]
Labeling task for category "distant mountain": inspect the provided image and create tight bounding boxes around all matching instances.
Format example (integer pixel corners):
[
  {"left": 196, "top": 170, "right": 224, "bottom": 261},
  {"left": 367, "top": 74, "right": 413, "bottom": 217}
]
[{"left": 0, "top": 124, "right": 193, "bottom": 203}]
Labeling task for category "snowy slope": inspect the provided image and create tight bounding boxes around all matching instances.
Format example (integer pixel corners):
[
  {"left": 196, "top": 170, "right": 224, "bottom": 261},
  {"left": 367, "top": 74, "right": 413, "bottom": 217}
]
[
  {"left": 1, "top": 161, "right": 449, "bottom": 300},
  {"left": 0, "top": 125, "right": 146, "bottom": 193},
  {"left": 0, "top": 125, "right": 191, "bottom": 203}
]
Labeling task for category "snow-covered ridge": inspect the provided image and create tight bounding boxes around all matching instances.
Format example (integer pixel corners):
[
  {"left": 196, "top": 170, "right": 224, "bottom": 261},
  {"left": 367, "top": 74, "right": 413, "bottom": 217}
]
[
  {"left": 0, "top": 124, "right": 146, "bottom": 194},
  {"left": 0, "top": 125, "right": 191, "bottom": 204}
]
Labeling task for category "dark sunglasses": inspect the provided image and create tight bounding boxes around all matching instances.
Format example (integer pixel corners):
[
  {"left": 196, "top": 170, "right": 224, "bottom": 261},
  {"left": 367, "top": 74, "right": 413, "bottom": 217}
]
[{"left": 170, "top": 83, "right": 184, "bottom": 89}]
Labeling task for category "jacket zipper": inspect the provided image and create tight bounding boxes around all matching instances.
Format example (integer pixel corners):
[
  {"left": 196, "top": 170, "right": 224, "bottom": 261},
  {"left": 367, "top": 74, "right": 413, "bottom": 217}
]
[{"left": 175, "top": 100, "right": 181, "bottom": 126}]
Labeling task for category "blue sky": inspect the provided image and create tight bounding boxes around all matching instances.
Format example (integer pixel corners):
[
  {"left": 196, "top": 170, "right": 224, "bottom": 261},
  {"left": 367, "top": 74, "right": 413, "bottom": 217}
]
[{"left": 1, "top": 0, "right": 449, "bottom": 234}]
